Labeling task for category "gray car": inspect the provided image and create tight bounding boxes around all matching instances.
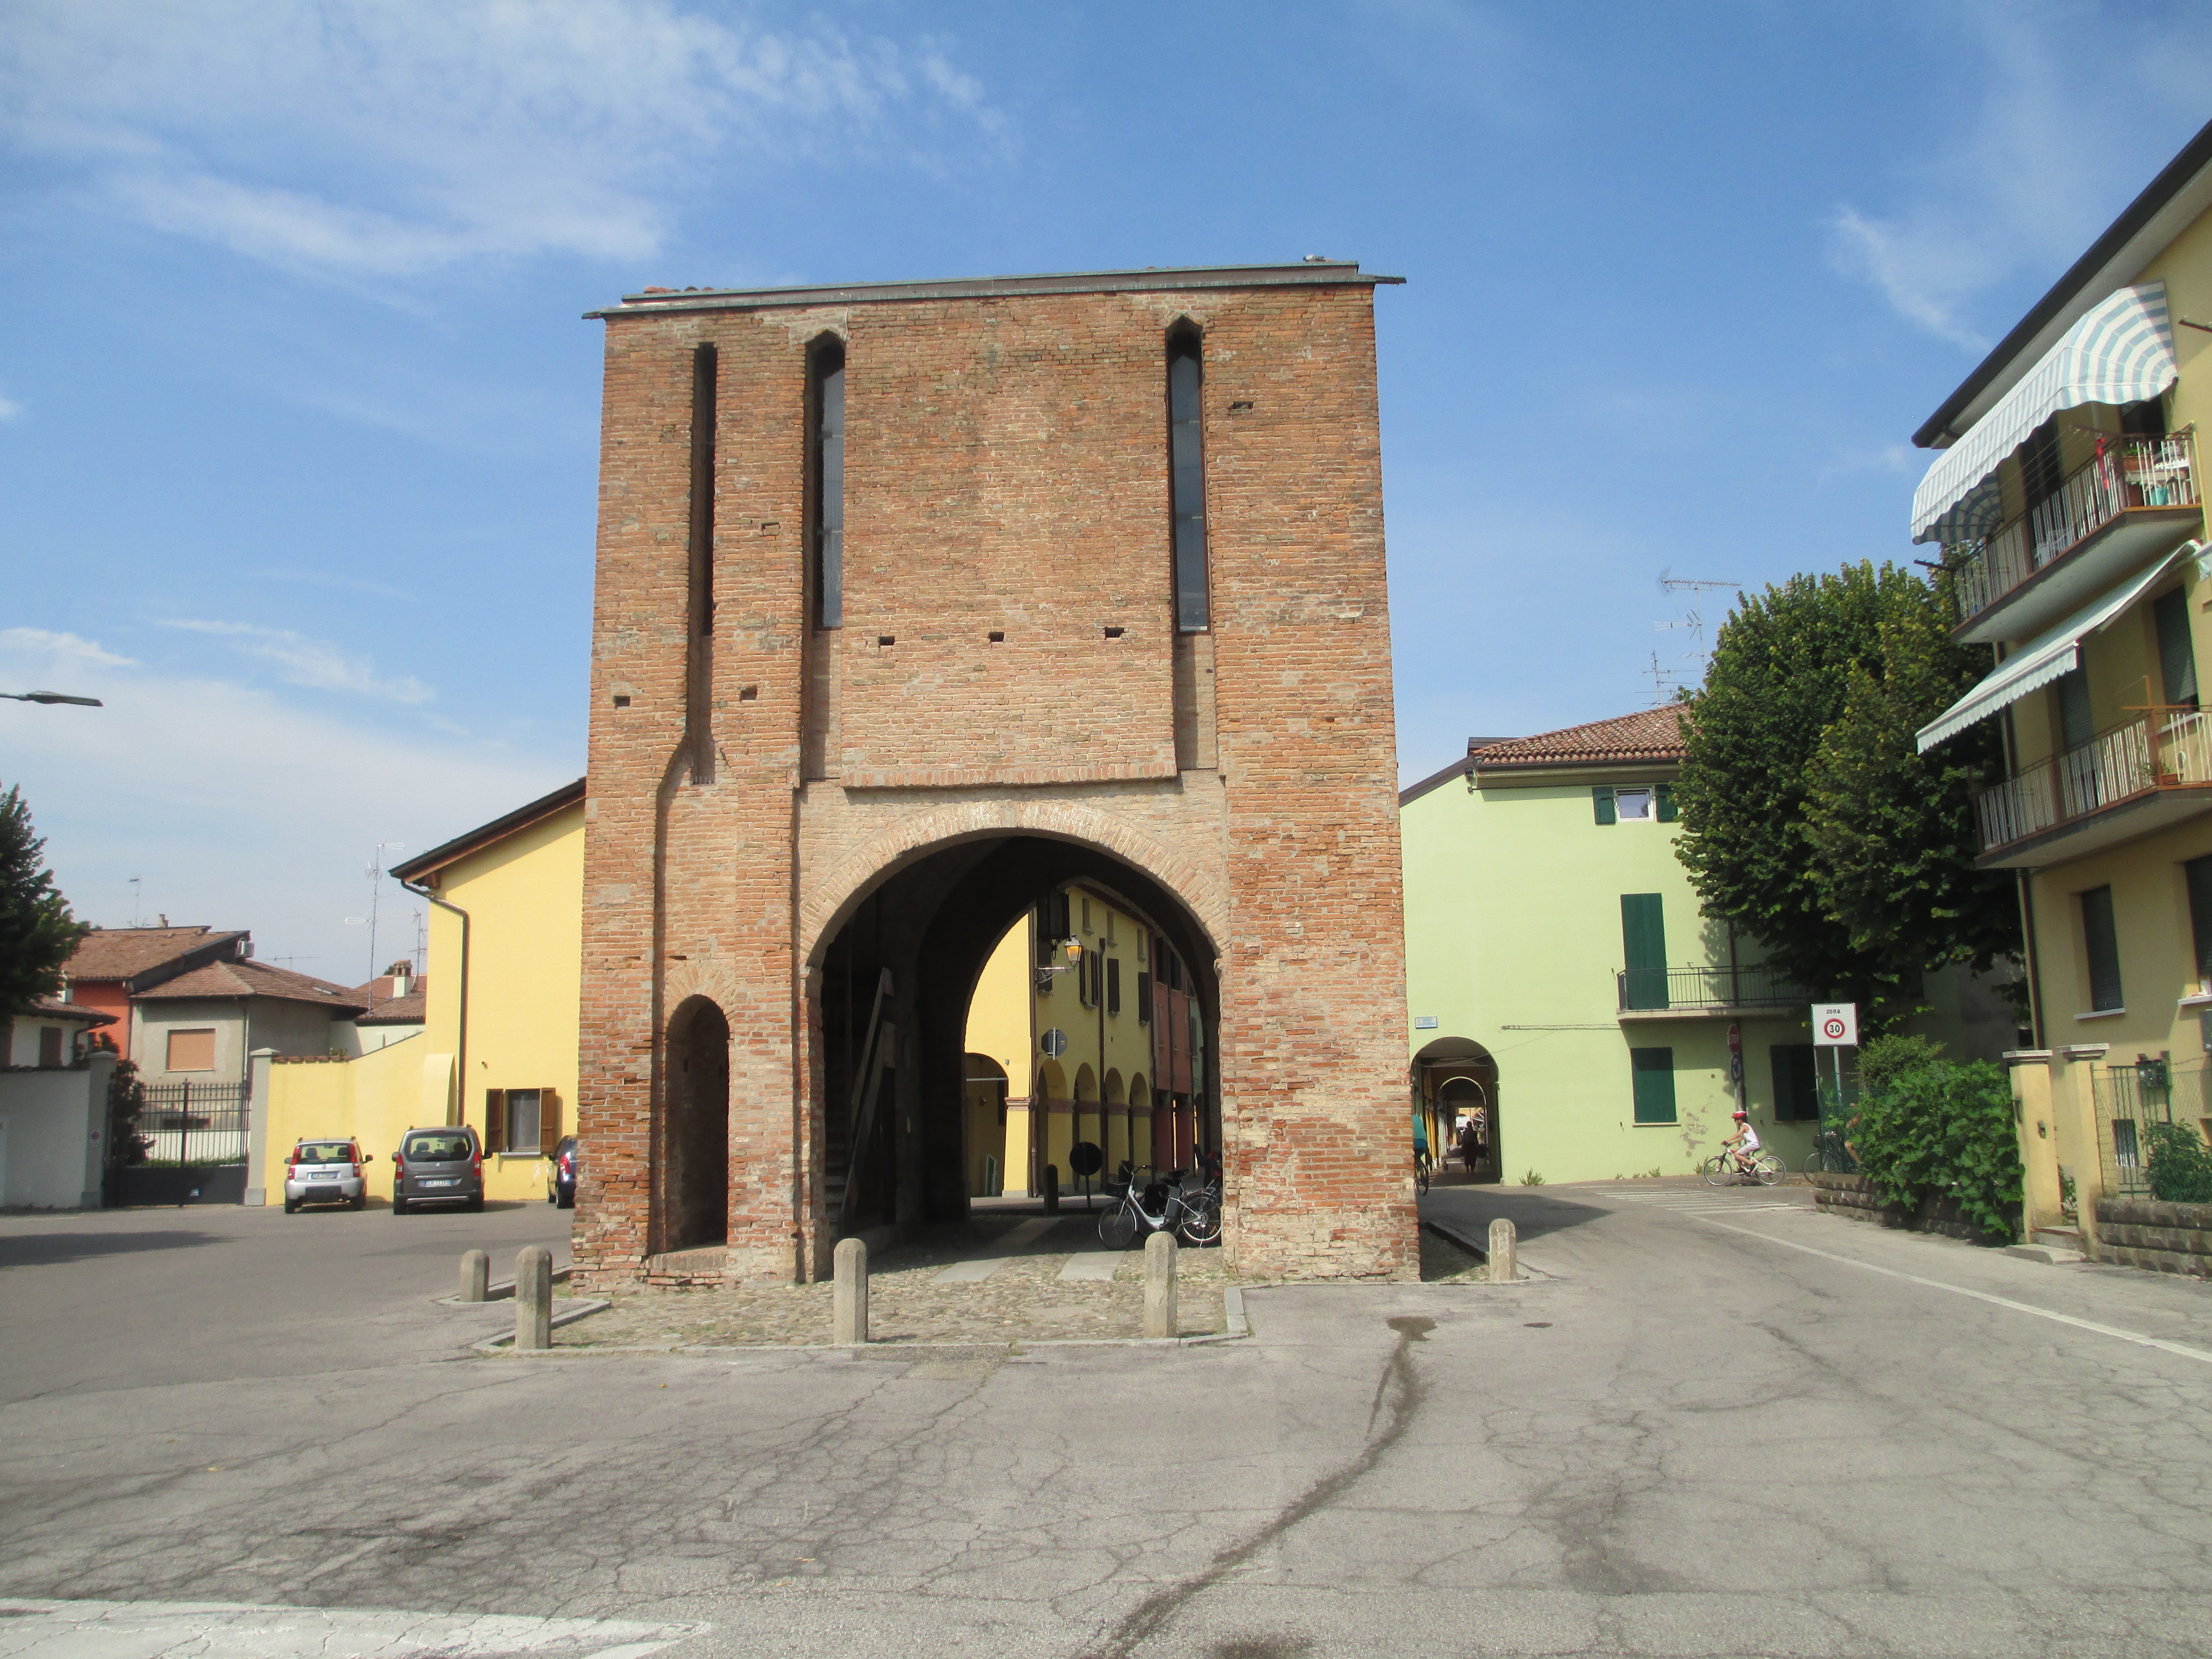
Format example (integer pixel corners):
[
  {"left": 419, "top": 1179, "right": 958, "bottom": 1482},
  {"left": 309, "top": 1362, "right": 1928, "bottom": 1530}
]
[
  {"left": 283, "top": 1139, "right": 370, "bottom": 1213},
  {"left": 392, "top": 1125, "right": 484, "bottom": 1214}
]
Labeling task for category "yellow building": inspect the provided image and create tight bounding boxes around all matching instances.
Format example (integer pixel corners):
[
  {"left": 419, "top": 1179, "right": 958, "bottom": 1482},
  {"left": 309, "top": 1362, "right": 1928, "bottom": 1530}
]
[
  {"left": 963, "top": 884, "right": 1210, "bottom": 1201},
  {"left": 1907, "top": 119, "right": 2212, "bottom": 1242},
  {"left": 257, "top": 780, "right": 585, "bottom": 1205}
]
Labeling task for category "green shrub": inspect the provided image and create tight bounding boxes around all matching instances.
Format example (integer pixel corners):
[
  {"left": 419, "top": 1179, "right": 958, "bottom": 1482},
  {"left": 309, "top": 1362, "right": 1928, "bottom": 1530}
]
[
  {"left": 2146, "top": 1121, "right": 2212, "bottom": 1205},
  {"left": 1853, "top": 1058, "right": 2022, "bottom": 1242},
  {"left": 1520, "top": 1170, "right": 1546, "bottom": 1187},
  {"left": 1858, "top": 1033, "right": 1943, "bottom": 1097}
]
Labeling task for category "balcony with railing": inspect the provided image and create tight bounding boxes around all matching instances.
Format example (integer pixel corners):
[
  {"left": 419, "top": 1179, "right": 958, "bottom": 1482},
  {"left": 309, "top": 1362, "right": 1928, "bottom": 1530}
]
[
  {"left": 1946, "top": 428, "right": 2201, "bottom": 645},
  {"left": 1616, "top": 962, "right": 1816, "bottom": 1018},
  {"left": 1975, "top": 705, "right": 2212, "bottom": 867}
]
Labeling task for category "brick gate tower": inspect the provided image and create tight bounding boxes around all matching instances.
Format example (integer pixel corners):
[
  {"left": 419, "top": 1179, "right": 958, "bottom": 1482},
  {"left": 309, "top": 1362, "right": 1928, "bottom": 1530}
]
[{"left": 571, "top": 263, "right": 1417, "bottom": 1288}]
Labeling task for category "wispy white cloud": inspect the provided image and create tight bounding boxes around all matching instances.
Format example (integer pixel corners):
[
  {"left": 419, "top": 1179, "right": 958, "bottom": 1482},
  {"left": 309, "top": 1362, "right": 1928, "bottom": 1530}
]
[
  {"left": 1828, "top": 3, "right": 2212, "bottom": 348},
  {"left": 0, "top": 0, "right": 1000, "bottom": 278},
  {"left": 0, "top": 625, "right": 569, "bottom": 964},
  {"left": 252, "top": 567, "right": 417, "bottom": 603},
  {"left": 0, "top": 393, "right": 22, "bottom": 421},
  {"left": 0, "top": 627, "right": 137, "bottom": 667},
  {"left": 160, "top": 618, "right": 433, "bottom": 703}
]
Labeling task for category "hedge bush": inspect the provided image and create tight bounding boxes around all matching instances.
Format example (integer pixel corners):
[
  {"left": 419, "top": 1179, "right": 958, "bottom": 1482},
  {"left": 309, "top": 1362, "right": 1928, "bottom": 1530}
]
[
  {"left": 2147, "top": 1121, "right": 2212, "bottom": 1205},
  {"left": 1853, "top": 1056, "right": 2022, "bottom": 1243}
]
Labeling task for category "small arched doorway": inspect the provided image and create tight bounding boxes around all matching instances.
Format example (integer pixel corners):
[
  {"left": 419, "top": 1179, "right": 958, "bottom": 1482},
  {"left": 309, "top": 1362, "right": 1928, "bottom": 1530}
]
[
  {"left": 662, "top": 997, "right": 730, "bottom": 1251},
  {"left": 1412, "top": 1037, "right": 1501, "bottom": 1185}
]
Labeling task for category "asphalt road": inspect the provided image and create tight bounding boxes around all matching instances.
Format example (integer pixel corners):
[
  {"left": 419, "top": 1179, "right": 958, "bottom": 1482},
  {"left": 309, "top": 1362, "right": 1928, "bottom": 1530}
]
[{"left": 3, "top": 1182, "right": 2211, "bottom": 1658}]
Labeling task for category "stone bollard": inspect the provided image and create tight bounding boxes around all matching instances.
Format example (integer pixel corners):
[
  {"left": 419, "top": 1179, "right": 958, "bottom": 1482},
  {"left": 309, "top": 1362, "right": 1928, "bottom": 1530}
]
[
  {"left": 833, "top": 1237, "right": 869, "bottom": 1346},
  {"left": 459, "top": 1249, "right": 489, "bottom": 1303},
  {"left": 515, "top": 1246, "right": 553, "bottom": 1350},
  {"left": 1488, "top": 1217, "right": 1517, "bottom": 1286},
  {"left": 1042, "top": 1164, "right": 1060, "bottom": 1215},
  {"left": 1143, "top": 1228, "right": 1178, "bottom": 1338}
]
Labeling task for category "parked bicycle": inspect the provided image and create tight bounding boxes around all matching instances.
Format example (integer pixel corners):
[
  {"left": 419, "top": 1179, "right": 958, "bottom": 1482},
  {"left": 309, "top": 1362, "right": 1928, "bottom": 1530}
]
[
  {"left": 1100, "top": 1161, "right": 1222, "bottom": 1248},
  {"left": 1703, "top": 1147, "right": 1787, "bottom": 1187},
  {"left": 1802, "top": 1126, "right": 1854, "bottom": 1176}
]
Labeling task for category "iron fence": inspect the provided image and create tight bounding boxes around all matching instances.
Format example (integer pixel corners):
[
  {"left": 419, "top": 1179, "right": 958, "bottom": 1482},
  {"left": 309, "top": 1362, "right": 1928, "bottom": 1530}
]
[
  {"left": 1617, "top": 962, "right": 1814, "bottom": 1012},
  {"left": 135, "top": 1079, "right": 251, "bottom": 1168},
  {"left": 2091, "top": 1061, "right": 2177, "bottom": 1200}
]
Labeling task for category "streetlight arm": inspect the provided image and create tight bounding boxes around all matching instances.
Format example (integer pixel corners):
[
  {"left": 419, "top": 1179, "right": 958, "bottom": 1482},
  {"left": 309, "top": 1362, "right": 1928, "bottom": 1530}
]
[{"left": 2, "top": 691, "right": 104, "bottom": 706}]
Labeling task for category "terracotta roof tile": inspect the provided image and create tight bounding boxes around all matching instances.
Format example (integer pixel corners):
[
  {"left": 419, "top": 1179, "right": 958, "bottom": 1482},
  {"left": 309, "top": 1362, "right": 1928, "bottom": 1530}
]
[
  {"left": 1471, "top": 705, "right": 1688, "bottom": 769},
  {"left": 133, "top": 958, "right": 368, "bottom": 1014},
  {"left": 25, "top": 997, "right": 115, "bottom": 1024},
  {"left": 65, "top": 926, "right": 247, "bottom": 982}
]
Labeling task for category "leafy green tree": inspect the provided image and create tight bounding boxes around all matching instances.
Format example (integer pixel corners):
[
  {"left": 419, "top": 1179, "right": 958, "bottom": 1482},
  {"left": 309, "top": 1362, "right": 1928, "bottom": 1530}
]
[
  {"left": 1673, "top": 562, "right": 2018, "bottom": 1027},
  {"left": 0, "top": 783, "right": 87, "bottom": 1019}
]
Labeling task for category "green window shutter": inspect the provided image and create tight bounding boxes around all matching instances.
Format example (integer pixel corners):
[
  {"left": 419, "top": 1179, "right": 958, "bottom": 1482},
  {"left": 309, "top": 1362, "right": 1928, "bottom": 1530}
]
[
  {"left": 1655, "top": 783, "right": 1677, "bottom": 822},
  {"left": 2155, "top": 588, "right": 2200, "bottom": 708},
  {"left": 1592, "top": 786, "right": 1616, "bottom": 825},
  {"left": 1770, "top": 1044, "right": 1818, "bottom": 1122},
  {"left": 1630, "top": 1047, "right": 1677, "bottom": 1124},
  {"left": 1620, "top": 894, "right": 1669, "bottom": 1010}
]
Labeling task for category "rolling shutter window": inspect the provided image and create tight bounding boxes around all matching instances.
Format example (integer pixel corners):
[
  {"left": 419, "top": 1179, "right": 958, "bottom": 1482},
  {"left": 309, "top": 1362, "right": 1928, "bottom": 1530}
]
[
  {"left": 1107, "top": 957, "right": 1121, "bottom": 1016},
  {"left": 539, "top": 1089, "right": 562, "bottom": 1154},
  {"left": 1592, "top": 786, "right": 1617, "bottom": 825},
  {"left": 1620, "top": 894, "right": 1669, "bottom": 1010},
  {"left": 2081, "top": 886, "right": 2124, "bottom": 1012},
  {"left": 166, "top": 1028, "right": 216, "bottom": 1071},
  {"left": 1655, "top": 783, "right": 1678, "bottom": 823},
  {"left": 1630, "top": 1048, "right": 1677, "bottom": 1125},
  {"left": 484, "top": 1089, "right": 506, "bottom": 1156},
  {"left": 2155, "top": 588, "right": 2200, "bottom": 709},
  {"left": 1770, "top": 1044, "right": 1819, "bottom": 1121}
]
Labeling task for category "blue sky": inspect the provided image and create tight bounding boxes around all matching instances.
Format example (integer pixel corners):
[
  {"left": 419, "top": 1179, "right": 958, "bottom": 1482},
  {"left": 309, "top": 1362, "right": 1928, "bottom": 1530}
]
[{"left": 2, "top": 0, "right": 2209, "bottom": 976}]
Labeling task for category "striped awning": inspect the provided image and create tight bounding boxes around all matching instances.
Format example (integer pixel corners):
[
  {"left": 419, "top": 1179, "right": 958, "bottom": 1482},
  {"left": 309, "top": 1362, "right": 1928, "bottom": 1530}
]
[
  {"left": 1915, "top": 541, "right": 2198, "bottom": 750},
  {"left": 1911, "top": 282, "right": 2179, "bottom": 545}
]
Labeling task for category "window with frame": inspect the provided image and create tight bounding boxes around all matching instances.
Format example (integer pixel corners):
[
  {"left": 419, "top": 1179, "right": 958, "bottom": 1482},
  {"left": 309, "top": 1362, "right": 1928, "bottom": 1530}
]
[
  {"left": 1107, "top": 957, "right": 1121, "bottom": 1016},
  {"left": 2187, "top": 854, "right": 2212, "bottom": 992},
  {"left": 1614, "top": 787, "right": 1653, "bottom": 821},
  {"left": 166, "top": 1028, "right": 216, "bottom": 1072},
  {"left": 38, "top": 1025, "right": 63, "bottom": 1068},
  {"left": 2080, "top": 885, "right": 2123, "bottom": 1012},
  {"left": 504, "top": 1089, "right": 542, "bottom": 1154},
  {"left": 1630, "top": 1047, "right": 1677, "bottom": 1125}
]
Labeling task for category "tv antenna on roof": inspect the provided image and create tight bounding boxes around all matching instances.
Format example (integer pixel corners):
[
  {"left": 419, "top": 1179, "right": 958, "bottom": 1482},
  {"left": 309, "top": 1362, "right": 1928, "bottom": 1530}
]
[
  {"left": 1642, "top": 650, "right": 1684, "bottom": 707},
  {"left": 1659, "top": 568, "right": 1742, "bottom": 594}
]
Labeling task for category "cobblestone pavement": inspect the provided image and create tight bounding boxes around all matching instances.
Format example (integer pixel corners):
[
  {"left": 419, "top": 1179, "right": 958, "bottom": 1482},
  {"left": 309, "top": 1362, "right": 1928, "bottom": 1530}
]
[{"left": 556, "top": 1214, "right": 1487, "bottom": 1349}]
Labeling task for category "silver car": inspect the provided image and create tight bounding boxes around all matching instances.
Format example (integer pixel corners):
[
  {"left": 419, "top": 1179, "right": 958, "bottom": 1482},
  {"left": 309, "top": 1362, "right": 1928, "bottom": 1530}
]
[{"left": 283, "top": 1139, "right": 370, "bottom": 1213}]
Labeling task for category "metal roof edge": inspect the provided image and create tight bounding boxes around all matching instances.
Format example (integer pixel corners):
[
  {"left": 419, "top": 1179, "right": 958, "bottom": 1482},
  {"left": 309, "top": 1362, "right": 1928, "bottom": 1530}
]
[
  {"left": 1914, "top": 116, "right": 2212, "bottom": 449},
  {"left": 586, "top": 263, "right": 1403, "bottom": 320},
  {"left": 390, "top": 778, "right": 587, "bottom": 884},
  {"left": 1397, "top": 756, "right": 1471, "bottom": 807}
]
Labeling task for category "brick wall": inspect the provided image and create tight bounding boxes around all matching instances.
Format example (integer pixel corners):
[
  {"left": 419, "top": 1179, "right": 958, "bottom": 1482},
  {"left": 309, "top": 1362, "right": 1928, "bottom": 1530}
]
[{"left": 574, "top": 269, "right": 1417, "bottom": 1288}]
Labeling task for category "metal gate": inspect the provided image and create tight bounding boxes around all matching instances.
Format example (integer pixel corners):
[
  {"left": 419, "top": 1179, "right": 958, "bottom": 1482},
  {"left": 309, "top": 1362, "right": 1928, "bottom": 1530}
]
[
  {"left": 2091, "top": 1060, "right": 2174, "bottom": 1200},
  {"left": 116, "top": 1079, "right": 251, "bottom": 1205}
]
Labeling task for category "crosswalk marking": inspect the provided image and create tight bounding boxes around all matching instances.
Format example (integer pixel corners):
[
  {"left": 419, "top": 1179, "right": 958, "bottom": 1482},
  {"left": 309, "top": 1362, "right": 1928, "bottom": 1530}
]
[{"left": 0, "top": 1599, "right": 702, "bottom": 1659}]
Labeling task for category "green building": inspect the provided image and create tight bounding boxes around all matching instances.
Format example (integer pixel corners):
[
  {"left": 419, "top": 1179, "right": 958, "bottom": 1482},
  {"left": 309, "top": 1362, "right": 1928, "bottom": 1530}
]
[{"left": 1399, "top": 707, "right": 2013, "bottom": 1185}]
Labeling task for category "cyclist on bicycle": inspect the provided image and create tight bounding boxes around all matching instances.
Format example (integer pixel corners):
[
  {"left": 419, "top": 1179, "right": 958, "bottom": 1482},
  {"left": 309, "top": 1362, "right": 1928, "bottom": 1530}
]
[{"left": 1722, "top": 1109, "right": 1761, "bottom": 1174}]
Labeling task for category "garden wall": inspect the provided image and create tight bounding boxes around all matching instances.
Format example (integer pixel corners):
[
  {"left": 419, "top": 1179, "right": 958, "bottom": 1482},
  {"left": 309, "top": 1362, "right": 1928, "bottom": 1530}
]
[
  {"left": 2092, "top": 1198, "right": 2212, "bottom": 1280},
  {"left": 1809, "top": 1171, "right": 2010, "bottom": 1244}
]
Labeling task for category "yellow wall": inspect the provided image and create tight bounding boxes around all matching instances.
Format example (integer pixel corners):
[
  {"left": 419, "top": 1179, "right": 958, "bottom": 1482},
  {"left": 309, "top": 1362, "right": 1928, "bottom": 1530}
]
[
  {"left": 426, "top": 803, "right": 585, "bottom": 1200},
  {"left": 263, "top": 1037, "right": 450, "bottom": 1203},
  {"left": 259, "top": 800, "right": 583, "bottom": 1206}
]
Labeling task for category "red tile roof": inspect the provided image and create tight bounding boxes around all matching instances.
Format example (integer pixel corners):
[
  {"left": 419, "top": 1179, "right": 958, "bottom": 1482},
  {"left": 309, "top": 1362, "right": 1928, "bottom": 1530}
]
[
  {"left": 350, "top": 976, "right": 427, "bottom": 1025},
  {"left": 132, "top": 958, "right": 368, "bottom": 1014},
  {"left": 65, "top": 926, "right": 248, "bottom": 983},
  {"left": 1471, "top": 705, "right": 1688, "bottom": 770},
  {"left": 25, "top": 997, "right": 116, "bottom": 1025}
]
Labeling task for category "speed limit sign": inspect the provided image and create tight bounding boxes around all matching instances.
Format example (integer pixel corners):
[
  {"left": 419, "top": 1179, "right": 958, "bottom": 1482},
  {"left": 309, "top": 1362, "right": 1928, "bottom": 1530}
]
[{"left": 1812, "top": 1003, "right": 1858, "bottom": 1047}]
